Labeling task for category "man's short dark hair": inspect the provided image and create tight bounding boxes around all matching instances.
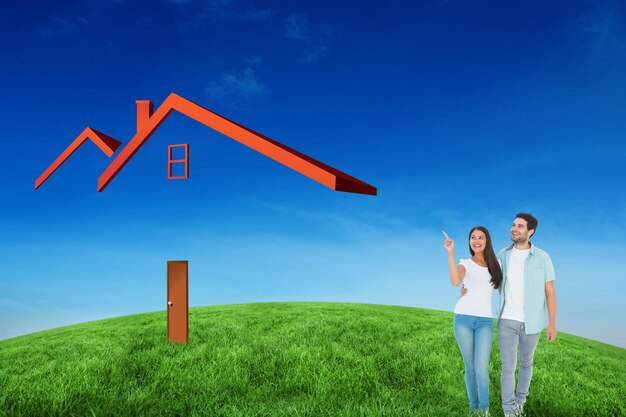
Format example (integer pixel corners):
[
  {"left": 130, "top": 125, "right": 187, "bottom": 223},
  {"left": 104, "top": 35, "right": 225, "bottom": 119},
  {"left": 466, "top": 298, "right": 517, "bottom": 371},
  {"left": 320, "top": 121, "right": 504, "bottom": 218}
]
[{"left": 516, "top": 213, "right": 538, "bottom": 238}]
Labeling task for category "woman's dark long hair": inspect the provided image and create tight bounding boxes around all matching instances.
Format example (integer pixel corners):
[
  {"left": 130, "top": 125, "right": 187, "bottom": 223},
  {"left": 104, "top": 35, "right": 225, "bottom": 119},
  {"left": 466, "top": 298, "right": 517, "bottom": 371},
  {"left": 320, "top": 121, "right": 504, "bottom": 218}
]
[{"left": 468, "top": 226, "right": 502, "bottom": 290}]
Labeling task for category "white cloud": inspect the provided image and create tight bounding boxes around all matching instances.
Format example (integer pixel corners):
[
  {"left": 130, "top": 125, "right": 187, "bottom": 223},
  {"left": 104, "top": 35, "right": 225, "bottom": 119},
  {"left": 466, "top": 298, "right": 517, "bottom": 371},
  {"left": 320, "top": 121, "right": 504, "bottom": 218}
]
[
  {"left": 37, "top": 0, "right": 136, "bottom": 37},
  {"left": 225, "top": 8, "right": 272, "bottom": 21},
  {"left": 246, "top": 55, "right": 263, "bottom": 66},
  {"left": 284, "top": 13, "right": 333, "bottom": 64},
  {"left": 206, "top": 67, "right": 267, "bottom": 107},
  {"left": 285, "top": 13, "right": 312, "bottom": 42},
  {"left": 170, "top": 0, "right": 273, "bottom": 30},
  {"left": 39, "top": 15, "right": 88, "bottom": 37},
  {"left": 579, "top": 2, "right": 626, "bottom": 74}
]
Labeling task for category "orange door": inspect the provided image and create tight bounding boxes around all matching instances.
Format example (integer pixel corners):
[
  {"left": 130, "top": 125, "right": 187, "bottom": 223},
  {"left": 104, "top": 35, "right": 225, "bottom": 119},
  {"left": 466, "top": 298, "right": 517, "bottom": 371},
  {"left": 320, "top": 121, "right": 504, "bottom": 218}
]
[{"left": 167, "top": 261, "right": 188, "bottom": 344}]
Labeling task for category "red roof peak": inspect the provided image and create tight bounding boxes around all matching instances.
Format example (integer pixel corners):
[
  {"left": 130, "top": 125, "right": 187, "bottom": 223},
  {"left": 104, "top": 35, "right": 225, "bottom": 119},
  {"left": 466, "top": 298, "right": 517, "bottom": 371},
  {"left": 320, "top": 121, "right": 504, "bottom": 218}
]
[{"left": 35, "top": 93, "right": 377, "bottom": 196}]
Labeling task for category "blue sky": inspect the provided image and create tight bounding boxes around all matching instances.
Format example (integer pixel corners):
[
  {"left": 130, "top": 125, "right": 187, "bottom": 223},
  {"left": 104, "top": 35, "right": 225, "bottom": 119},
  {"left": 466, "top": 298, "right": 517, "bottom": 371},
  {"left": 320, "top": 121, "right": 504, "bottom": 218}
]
[{"left": 1, "top": 0, "right": 625, "bottom": 348}]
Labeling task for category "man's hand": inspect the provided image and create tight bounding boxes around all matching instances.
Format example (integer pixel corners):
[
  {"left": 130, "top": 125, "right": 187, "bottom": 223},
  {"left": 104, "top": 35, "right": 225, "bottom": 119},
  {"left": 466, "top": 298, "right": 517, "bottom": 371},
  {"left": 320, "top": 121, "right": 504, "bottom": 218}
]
[
  {"left": 460, "top": 285, "right": 468, "bottom": 298},
  {"left": 547, "top": 323, "right": 557, "bottom": 342},
  {"left": 545, "top": 281, "right": 557, "bottom": 342}
]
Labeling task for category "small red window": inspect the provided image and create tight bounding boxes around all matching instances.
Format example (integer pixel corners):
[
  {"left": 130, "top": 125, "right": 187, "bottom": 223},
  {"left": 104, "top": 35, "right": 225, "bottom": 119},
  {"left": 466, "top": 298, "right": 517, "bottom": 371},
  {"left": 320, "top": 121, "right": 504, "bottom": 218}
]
[{"left": 168, "top": 144, "right": 189, "bottom": 179}]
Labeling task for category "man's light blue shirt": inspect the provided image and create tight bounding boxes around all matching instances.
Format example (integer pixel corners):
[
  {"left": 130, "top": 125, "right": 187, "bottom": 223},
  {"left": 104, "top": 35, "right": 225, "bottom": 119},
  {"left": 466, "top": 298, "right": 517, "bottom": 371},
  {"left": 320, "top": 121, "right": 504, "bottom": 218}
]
[{"left": 497, "top": 243, "right": 555, "bottom": 334}]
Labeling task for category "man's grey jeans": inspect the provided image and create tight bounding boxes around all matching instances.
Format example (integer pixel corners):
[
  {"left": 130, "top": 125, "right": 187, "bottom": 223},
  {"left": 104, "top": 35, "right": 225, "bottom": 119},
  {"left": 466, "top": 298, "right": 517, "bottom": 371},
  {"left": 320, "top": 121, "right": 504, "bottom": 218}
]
[{"left": 498, "top": 319, "right": 541, "bottom": 414}]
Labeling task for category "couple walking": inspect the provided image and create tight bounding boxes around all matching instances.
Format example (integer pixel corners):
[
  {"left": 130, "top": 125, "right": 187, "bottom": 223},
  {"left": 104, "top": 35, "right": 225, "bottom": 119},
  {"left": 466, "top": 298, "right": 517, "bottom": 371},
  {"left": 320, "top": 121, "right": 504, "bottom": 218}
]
[{"left": 443, "top": 213, "right": 557, "bottom": 416}]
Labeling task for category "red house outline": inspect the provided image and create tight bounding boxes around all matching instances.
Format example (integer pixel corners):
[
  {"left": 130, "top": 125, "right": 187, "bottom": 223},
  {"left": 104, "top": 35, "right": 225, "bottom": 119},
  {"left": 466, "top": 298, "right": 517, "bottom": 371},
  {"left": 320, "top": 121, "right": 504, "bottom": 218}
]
[{"left": 35, "top": 93, "right": 377, "bottom": 195}]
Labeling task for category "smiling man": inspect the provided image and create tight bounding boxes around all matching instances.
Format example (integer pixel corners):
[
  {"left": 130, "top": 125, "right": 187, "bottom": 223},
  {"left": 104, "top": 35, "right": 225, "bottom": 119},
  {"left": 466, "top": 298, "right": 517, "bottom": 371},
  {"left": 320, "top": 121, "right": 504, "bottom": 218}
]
[{"left": 497, "top": 213, "right": 557, "bottom": 417}]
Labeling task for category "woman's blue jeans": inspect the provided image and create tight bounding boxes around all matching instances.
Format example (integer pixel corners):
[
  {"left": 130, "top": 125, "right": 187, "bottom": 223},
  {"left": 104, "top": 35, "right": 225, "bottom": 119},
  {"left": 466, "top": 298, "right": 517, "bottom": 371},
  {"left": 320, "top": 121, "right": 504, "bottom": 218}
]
[{"left": 453, "top": 314, "right": 493, "bottom": 411}]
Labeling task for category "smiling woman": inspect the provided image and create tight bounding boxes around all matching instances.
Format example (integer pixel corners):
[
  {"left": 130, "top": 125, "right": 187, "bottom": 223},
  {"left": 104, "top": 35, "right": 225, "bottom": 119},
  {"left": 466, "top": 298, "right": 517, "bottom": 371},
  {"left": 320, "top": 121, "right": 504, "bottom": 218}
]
[{"left": 442, "top": 226, "right": 502, "bottom": 414}]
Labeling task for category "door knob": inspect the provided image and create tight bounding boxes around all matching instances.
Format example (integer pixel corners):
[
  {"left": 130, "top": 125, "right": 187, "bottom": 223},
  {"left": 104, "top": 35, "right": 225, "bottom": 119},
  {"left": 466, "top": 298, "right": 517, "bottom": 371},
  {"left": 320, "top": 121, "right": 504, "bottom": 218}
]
[{"left": 168, "top": 300, "right": 173, "bottom": 306}]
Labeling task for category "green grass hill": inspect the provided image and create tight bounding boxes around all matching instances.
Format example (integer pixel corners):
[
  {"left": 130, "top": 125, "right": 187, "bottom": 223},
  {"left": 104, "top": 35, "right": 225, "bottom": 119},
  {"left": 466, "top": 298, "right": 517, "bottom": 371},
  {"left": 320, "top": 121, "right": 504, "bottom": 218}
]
[{"left": 1, "top": 302, "right": 624, "bottom": 416}]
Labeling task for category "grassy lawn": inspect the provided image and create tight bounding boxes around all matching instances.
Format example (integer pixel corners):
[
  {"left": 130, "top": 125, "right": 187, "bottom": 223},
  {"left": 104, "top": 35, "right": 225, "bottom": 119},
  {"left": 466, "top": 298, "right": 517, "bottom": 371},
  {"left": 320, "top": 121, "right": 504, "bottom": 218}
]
[{"left": 1, "top": 302, "right": 624, "bottom": 416}]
